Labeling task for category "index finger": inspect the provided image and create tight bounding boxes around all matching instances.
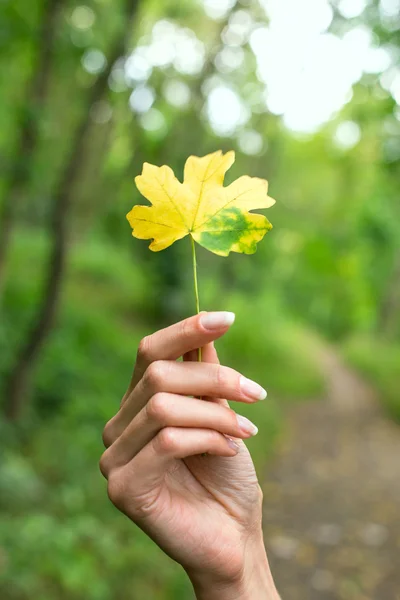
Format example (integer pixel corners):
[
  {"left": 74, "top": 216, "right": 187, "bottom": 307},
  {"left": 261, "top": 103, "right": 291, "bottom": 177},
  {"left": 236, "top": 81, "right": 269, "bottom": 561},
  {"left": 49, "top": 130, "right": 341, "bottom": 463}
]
[{"left": 122, "top": 311, "right": 235, "bottom": 402}]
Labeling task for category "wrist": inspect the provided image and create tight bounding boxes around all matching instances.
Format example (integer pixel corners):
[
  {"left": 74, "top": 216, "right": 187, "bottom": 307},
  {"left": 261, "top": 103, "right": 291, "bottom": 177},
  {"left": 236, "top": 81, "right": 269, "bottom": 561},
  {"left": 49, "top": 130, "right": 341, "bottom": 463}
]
[{"left": 188, "top": 533, "right": 280, "bottom": 600}]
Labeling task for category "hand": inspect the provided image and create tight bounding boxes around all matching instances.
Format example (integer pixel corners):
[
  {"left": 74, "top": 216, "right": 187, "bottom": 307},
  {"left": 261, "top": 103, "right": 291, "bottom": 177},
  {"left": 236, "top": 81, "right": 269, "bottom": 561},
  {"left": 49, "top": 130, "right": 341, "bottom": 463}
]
[{"left": 100, "top": 312, "right": 279, "bottom": 600}]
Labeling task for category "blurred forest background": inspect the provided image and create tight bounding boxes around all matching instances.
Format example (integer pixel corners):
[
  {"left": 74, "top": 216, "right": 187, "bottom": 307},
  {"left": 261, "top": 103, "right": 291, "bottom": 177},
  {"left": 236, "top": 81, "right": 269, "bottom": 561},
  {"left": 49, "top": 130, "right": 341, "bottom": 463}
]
[{"left": 0, "top": 0, "right": 399, "bottom": 598}]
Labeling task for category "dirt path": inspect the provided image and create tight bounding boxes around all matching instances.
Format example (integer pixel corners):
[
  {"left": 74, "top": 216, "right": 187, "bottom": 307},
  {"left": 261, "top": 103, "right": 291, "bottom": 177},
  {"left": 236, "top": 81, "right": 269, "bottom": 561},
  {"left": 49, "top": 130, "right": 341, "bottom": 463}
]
[{"left": 263, "top": 346, "right": 400, "bottom": 600}]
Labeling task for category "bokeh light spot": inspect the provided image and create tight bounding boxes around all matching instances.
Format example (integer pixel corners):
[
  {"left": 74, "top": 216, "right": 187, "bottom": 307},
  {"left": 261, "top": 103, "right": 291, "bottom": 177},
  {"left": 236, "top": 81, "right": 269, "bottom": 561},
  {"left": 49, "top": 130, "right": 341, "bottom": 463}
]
[
  {"left": 338, "top": 0, "right": 368, "bottom": 19},
  {"left": 129, "top": 86, "right": 155, "bottom": 113},
  {"left": 163, "top": 80, "right": 191, "bottom": 108},
  {"left": 215, "top": 46, "right": 245, "bottom": 73},
  {"left": 333, "top": 121, "right": 362, "bottom": 149},
  {"left": 206, "top": 85, "right": 249, "bottom": 136},
  {"left": 81, "top": 49, "right": 107, "bottom": 75},
  {"left": 125, "top": 52, "right": 153, "bottom": 83},
  {"left": 140, "top": 108, "right": 167, "bottom": 134},
  {"left": 202, "top": 0, "right": 237, "bottom": 21},
  {"left": 70, "top": 6, "right": 95, "bottom": 30},
  {"left": 238, "top": 130, "right": 264, "bottom": 155}
]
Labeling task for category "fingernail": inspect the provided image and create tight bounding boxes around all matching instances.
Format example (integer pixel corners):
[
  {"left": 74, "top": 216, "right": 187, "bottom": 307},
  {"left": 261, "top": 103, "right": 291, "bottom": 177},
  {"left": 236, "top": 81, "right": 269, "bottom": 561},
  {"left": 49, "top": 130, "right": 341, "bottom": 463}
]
[
  {"left": 240, "top": 376, "right": 267, "bottom": 401},
  {"left": 225, "top": 437, "right": 240, "bottom": 452},
  {"left": 237, "top": 414, "right": 258, "bottom": 437},
  {"left": 200, "top": 311, "right": 235, "bottom": 330}
]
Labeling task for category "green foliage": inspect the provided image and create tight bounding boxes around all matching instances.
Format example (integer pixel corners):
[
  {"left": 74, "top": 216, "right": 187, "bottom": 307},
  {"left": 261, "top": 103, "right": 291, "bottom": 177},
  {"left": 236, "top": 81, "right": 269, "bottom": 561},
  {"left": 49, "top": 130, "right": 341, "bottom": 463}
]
[
  {"left": 216, "top": 294, "right": 325, "bottom": 470},
  {"left": 0, "top": 232, "right": 324, "bottom": 598},
  {"left": 344, "top": 337, "right": 400, "bottom": 422},
  {"left": 0, "top": 0, "right": 399, "bottom": 596}
]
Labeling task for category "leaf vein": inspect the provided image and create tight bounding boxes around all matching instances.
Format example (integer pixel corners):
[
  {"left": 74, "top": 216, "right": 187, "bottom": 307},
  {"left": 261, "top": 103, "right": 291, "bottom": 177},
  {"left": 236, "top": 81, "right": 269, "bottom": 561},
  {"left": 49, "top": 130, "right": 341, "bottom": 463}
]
[
  {"left": 191, "top": 154, "right": 222, "bottom": 228},
  {"left": 156, "top": 174, "right": 189, "bottom": 230},
  {"left": 194, "top": 181, "right": 267, "bottom": 230},
  {"left": 131, "top": 217, "right": 182, "bottom": 230}
]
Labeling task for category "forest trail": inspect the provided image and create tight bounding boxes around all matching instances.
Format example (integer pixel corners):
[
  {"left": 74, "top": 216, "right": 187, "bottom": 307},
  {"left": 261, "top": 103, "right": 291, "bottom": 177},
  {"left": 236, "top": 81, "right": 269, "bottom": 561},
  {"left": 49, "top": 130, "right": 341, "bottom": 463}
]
[{"left": 262, "top": 344, "right": 400, "bottom": 600}]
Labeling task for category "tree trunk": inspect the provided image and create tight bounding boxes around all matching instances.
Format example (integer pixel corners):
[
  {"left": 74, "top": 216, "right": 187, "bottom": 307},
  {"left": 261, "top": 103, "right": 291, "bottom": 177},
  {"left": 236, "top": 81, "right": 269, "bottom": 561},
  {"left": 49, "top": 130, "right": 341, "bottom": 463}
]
[
  {"left": 4, "top": 0, "right": 141, "bottom": 421},
  {"left": 0, "top": 0, "right": 64, "bottom": 296}
]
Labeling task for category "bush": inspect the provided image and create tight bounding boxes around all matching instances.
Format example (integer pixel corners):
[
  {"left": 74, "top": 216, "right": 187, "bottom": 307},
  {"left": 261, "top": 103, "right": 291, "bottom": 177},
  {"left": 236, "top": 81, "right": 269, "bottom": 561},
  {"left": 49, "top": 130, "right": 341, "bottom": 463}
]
[{"left": 343, "top": 336, "right": 400, "bottom": 422}]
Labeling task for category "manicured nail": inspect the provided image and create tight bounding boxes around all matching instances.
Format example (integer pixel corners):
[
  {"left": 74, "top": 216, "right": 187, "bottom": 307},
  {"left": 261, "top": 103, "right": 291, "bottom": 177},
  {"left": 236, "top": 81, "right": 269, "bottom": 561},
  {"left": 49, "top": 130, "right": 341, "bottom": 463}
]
[
  {"left": 225, "top": 437, "right": 240, "bottom": 452},
  {"left": 200, "top": 311, "right": 235, "bottom": 330},
  {"left": 237, "top": 414, "right": 258, "bottom": 436},
  {"left": 240, "top": 376, "right": 267, "bottom": 401}
]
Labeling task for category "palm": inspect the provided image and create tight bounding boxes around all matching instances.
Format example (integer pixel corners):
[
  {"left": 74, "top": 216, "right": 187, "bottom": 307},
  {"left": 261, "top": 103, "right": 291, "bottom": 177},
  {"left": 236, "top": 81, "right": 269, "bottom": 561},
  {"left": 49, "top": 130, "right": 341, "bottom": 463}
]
[{"left": 134, "top": 441, "right": 261, "bottom": 575}]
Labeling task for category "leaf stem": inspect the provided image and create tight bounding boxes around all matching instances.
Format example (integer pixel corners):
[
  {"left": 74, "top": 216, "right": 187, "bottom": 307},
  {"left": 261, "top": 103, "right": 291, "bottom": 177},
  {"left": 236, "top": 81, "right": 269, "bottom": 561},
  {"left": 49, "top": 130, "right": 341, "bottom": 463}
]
[{"left": 190, "top": 235, "right": 202, "bottom": 362}]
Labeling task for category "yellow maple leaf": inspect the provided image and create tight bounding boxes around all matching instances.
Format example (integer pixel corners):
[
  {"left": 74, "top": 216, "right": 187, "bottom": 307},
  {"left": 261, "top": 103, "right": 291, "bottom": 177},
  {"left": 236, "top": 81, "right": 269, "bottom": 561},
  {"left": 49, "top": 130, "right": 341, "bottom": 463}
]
[{"left": 127, "top": 150, "right": 275, "bottom": 257}]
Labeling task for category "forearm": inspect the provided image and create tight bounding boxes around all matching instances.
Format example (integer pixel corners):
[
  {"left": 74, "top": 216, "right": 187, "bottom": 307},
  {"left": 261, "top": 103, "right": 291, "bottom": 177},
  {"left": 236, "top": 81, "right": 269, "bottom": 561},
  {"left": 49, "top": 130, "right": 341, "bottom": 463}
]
[{"left": 188, "top": 535, "right": 280, "bottom": 600}]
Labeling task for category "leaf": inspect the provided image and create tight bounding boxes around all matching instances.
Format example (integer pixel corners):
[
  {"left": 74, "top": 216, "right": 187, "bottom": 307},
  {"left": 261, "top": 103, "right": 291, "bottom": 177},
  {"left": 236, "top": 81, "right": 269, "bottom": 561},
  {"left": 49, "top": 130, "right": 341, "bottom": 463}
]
[{"left": 127, "top": 150, "right": 275, "bottom": 256}]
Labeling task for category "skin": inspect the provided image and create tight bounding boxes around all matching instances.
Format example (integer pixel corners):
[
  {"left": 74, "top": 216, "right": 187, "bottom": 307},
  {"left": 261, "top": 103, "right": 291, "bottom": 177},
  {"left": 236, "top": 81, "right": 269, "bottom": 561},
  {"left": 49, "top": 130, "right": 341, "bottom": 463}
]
[{"left": 100, "top": 312, "right": 280, "bottom": 600}]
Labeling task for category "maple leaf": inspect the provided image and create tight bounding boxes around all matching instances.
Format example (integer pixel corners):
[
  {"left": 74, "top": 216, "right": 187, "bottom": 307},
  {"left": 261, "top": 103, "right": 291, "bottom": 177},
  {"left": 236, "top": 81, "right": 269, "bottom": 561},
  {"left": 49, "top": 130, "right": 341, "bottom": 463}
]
[{"left": 127, "top": 150, "right": 275, "bottom": 257}]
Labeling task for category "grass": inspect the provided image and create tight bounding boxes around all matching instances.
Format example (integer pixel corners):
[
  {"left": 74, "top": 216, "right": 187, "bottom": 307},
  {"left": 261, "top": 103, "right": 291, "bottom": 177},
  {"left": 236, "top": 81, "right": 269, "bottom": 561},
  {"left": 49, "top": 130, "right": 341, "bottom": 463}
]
[{"left": 343, "top": 336, "right": 400, "bottom": 422}]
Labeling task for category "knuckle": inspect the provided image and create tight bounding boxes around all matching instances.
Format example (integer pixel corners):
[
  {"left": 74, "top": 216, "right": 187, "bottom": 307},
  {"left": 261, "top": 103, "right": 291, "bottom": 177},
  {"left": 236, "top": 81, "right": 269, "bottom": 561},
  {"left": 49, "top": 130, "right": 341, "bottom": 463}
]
[
  {"left": 102, "top": 420, "right": 116, "bottom": 448},
  {"left": 179, "top": 316, "right": 193, "bottom": 338},
  {"left": 226, "top": 407, "right": 238, "bottom": 427},
  {"left": 137, "top": 335, "right": 153, "bottom": 364},
  {"left": 107, "top": 473, "right": 126, "bottom": 509},
  {"left": 146, "top": 392, "right": 168, "bottom": 424},
  {"left": 155, "top": 427, "right": 178, "bottom": 453},
  {"left": 200, "top": 429, "right": 223, "bottom": 453},
  {"left": 219, "top": 366, "right": 241, "bottom": 396},
  {"left": 208, "top": 429, "right": 223, "bottom": 445},
  {"left": 215, "top": 365, "right": 229, "bottom": 389},
  {"left": 99, "top": 450, "right": 112, "bottom": 479},
  {"left": 144, "top": 361, "right": 168, "bottom": 391}
]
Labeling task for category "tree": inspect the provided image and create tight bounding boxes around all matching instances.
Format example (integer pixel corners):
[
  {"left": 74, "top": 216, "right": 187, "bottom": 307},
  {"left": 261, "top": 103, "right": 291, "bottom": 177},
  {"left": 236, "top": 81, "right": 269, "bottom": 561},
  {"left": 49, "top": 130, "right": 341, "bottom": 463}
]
[
  {"left": 4, "top": 0, "right": 142, "bottom": 420},
  {"left": 0, "top": 0, "right": 64, "bottom": 296}
]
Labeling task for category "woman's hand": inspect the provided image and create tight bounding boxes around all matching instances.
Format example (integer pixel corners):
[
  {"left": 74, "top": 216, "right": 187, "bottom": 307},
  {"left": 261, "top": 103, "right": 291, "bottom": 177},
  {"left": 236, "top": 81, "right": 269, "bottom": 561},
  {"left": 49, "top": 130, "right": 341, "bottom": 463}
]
[{"left": 100, "top": 312, "right": 279, "bottom": 600}]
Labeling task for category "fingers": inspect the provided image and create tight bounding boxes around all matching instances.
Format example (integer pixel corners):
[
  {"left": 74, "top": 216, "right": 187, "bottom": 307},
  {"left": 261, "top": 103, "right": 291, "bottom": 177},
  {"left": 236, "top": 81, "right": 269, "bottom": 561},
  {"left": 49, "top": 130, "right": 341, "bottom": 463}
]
[
  {"left": 123, "top": 312, "right": 235, "bottom": 400},
  {"left": 201, "top": 342, "right": 220, "bottom": 365},
  {"left": 183, "top": 341, "right": 229, "bottom": 408},
  {"left": 100, "top": 393, "right": 258, "bottom": 475},
  {"left": 183, "top": 341, "right": 220, "bottom": 365},
  {"left": 106, "top": 428, "right": 240, "bottom": 514},
  {"left": 106, "top": 361, "right": 266, "bottom": 443}
]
